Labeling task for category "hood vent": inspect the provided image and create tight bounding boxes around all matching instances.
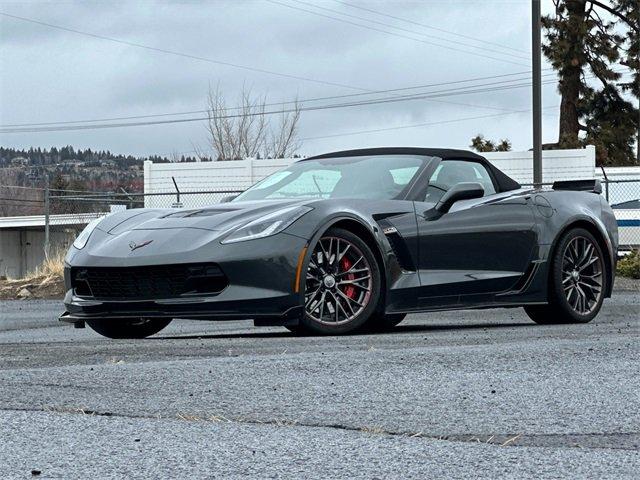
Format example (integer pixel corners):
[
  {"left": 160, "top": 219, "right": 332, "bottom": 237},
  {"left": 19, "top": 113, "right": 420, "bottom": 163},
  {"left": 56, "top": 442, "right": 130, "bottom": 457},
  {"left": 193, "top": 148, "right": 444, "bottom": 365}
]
[{"left": 162, "top": 208, "right": 237, "bottom": 218}]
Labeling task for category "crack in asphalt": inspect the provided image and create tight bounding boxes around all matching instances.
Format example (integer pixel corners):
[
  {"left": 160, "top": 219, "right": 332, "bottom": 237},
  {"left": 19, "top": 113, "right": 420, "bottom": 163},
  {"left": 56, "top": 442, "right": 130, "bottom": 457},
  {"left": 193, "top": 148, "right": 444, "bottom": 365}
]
[{"left": 2, "top": 406, "right": 638, "bottom": 452}]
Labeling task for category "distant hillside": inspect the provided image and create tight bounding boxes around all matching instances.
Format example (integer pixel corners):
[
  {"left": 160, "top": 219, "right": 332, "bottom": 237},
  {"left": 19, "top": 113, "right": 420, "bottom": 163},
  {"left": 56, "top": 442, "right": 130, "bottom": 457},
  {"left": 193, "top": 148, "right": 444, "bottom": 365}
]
[
  {"left": 0, "top": 146, "right": 205, "bottom": 191},
  {"left": 0, "top": 146, "right": 203, "bottom": 216}
]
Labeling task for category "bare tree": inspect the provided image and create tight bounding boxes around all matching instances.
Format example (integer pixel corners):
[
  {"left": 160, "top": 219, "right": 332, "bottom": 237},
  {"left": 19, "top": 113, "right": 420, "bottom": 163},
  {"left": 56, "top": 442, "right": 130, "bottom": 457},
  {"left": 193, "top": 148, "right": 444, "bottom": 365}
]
[
  {"left": 168, "top": 150, "right": 182, "bottom": 163},
  {"left": 205, "top": 84, "right": 301, "bottom": 160},
  {"left": 267, "top": 104, "right": 302, "bottom": 159}
]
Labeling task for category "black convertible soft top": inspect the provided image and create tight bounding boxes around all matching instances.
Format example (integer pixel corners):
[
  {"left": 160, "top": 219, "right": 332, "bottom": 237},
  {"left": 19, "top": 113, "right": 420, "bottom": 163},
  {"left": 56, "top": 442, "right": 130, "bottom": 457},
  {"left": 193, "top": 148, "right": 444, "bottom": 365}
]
[{"left": 304, "top": 147, "right": 521, "bottom": 193}]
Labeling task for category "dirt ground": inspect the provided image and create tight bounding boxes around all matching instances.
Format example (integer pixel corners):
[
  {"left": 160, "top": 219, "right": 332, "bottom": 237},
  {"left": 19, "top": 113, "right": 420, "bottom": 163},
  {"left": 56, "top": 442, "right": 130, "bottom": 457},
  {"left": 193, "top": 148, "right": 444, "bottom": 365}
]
[{"left": 0, "top": 275, "right": 65, "bottom": 300}]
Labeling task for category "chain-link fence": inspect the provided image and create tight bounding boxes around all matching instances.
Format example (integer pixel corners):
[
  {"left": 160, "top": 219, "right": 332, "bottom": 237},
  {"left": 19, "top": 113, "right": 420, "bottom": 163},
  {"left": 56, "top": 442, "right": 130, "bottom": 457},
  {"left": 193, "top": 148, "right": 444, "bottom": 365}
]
[
  {"left": 601, "top": 179, "right": 640, "bottom": 250},
  {"left": 0, "top": 178, "right": 640, "bottom": 278},
  {"left": 45, "top": 179, "right": 640, "bottom": 255},
  {"left": 518, "top": 179, "right": 640, "bottom": 248}
]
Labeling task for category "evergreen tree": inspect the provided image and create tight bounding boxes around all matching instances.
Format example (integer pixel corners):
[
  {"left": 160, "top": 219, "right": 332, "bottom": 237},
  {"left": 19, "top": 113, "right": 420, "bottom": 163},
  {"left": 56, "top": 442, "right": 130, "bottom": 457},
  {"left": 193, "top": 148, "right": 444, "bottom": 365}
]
[
  {"left": 50, "top": 173, "right": 68, "bottom": 191},
  {"left": 543, "top": 0, "right": 639, "bottom": 165},
  {"left": 470, "top": 135, "right": 512, "bottom": 152}
]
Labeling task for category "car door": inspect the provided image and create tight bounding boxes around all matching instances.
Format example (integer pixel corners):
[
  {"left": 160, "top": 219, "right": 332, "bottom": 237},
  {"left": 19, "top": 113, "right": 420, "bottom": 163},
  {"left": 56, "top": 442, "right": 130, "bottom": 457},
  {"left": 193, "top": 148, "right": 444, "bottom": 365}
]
[{"left": 414, "top": 160, "right": 538, "bottom": 305}]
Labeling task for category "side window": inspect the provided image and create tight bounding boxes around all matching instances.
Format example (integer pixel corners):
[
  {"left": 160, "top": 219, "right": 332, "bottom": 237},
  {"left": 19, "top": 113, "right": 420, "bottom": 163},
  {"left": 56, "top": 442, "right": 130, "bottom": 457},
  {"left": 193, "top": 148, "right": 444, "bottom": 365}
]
[{"left": 424, "top": 160, "right": 496, "bottom": 203}]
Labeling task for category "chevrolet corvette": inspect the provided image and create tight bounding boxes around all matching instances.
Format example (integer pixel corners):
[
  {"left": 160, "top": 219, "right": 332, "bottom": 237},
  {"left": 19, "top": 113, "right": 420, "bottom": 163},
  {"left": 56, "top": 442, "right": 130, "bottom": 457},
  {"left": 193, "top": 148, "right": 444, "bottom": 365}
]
[{"left": 60, "top": 148, "right": 618, "bottom": 338}]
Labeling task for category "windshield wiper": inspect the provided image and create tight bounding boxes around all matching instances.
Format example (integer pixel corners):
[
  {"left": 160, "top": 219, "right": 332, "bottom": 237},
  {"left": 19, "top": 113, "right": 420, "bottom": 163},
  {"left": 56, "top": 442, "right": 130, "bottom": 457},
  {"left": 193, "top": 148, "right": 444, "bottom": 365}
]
[{"left": 312, "top": 174, "right": 325, "bottom": 197}]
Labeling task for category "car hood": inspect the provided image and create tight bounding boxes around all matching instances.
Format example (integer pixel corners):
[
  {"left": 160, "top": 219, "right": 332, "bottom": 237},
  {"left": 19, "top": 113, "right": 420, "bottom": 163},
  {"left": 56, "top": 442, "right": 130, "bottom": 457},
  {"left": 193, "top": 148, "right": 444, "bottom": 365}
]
[{"left": 97, "top": 199, "right": 311, "bottom": 235}]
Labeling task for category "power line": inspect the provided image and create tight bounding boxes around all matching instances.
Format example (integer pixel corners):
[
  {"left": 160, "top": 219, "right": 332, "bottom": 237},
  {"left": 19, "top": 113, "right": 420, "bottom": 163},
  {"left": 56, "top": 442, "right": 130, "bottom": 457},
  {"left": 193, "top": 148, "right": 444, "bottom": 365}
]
[
  {"left": 1, "top": 69, "right": 550, "bottom": 127},
  {"left": 1, "top": 72, "right": 567, "bottom": 134},
  {"left": 164, "top": 104, "right": 557, "bottom": 156},
  {"left": 0, "top": 96, "right": 515, "bottom": 129},
  {"left": 265, "top": 0, "right": 530, "bottom": 67},
  {"left": 0, "top": 75, "right": 564, "bottom": 134},
  {"left": 0, "top": 11, "right": 365, "bottom": 92},
  {"left": 0, "top": 9, "right": 557, "bottom": 130},
  {"left": 0, "top": 65, "right": 624, "bottom": 133},
  {"left": 0, "top": 8, "right": 538, "bottom": 133},
  {"left": 297, "top": 71, "right": 631, "bottom": 142},
  {"left": 300, "top": 107, "right": 558, "bottom": 141},
  {"left": 158, "top": 104, "right": 556, "bottom": 155},
  {"left": 337, "top": 1, "right": 529, "bottom": 55},
  {"left": 286, "top": 0, "right": 529, "bottom": 61}
]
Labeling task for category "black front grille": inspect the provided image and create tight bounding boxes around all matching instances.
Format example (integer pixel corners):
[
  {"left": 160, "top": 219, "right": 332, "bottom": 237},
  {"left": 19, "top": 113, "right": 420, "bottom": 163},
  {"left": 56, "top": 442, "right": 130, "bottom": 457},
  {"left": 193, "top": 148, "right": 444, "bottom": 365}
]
[{"left": 71, "top": 263, "right": 227, "bottom": 300}]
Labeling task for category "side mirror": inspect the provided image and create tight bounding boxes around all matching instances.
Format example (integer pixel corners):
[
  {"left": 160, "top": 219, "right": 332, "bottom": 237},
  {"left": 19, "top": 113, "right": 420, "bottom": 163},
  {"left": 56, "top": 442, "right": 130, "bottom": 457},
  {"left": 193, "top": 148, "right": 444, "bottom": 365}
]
[
  {"left": 435, "top": 182, "right": 484, "bottom": 213},
  {"left": 220, "top": 194, "right": 238, "bottom": 203}
]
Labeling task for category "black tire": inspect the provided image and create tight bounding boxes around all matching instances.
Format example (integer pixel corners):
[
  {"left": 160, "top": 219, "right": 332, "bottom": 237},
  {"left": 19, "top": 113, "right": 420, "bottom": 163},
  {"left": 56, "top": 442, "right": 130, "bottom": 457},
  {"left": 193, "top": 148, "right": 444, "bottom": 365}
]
[
  {"left": 86, "top": 318, "right": 172, "bottom": 339},
  {"left": 296, "top": 227, "right": 382, "bottom": 335},
  {"left": 525, "top": 228, "right": 606, "bottom": 325},
  {"left": 292, "top": 313, "right": 406, "bottom": 335}
]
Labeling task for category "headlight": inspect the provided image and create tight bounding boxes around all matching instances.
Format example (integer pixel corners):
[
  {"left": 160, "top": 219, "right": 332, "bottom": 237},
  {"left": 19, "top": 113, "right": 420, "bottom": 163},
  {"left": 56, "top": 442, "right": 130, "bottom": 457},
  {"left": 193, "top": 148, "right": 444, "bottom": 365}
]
[
  {"left": 73, "top": 217, "right": 103, "bottom": 250},
  {"left": 221, "top": 206, "right": 312, "bottom": 244}
]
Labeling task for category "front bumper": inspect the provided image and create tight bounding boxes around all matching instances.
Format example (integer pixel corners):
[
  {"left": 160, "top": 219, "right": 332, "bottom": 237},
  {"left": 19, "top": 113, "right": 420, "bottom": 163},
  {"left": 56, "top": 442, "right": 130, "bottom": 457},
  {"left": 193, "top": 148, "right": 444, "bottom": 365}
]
[
  {"left": 60, "top": 231, "right": 308, "bottom": 326},
  {"left": 60, "top": 294, "right": 304, "bottom": 324}
]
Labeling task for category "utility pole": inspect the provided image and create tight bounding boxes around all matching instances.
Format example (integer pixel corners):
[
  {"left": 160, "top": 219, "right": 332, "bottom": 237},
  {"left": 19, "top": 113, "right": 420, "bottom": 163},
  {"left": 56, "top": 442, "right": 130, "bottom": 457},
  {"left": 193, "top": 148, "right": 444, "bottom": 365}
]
[
  {"left": 44, "top": 173, "right": 50, "bottom": 260},
  {"left": 532, "top": 0, "right": 542, "bottom": 186}
]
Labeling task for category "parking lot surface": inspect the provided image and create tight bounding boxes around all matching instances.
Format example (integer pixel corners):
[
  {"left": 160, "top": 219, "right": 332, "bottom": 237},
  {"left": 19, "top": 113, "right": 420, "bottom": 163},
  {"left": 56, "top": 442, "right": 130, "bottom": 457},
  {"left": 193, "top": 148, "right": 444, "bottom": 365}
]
[{"left": 1, "top": 292, "right": 638, "bottom": 479}]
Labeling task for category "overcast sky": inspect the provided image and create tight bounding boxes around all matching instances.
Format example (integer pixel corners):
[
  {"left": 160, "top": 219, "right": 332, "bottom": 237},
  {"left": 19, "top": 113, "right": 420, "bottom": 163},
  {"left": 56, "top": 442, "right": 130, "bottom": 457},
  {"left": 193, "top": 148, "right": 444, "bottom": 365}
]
[{"left": 0, "top": 0, "right": 565, "bottom": 158}]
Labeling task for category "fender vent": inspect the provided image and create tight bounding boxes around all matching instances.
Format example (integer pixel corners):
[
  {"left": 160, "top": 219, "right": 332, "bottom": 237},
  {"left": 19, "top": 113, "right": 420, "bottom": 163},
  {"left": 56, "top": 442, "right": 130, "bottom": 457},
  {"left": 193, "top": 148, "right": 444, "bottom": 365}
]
[{"left": 377, "top": 219, "right": 416, "bottom": 271}]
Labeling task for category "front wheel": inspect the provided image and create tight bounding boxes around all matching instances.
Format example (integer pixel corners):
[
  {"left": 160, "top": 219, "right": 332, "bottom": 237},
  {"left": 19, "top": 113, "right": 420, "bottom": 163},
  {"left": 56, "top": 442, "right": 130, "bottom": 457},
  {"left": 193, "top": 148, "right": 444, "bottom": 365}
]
[
  {"left": 86, "top": 318, "right": 172, "bottom": 339},
  {"left": 525, "top": 228, "right": 606, "bottom": 325},
  {"left": 296, "top": 227, "right": 381, "bottom": 335}
]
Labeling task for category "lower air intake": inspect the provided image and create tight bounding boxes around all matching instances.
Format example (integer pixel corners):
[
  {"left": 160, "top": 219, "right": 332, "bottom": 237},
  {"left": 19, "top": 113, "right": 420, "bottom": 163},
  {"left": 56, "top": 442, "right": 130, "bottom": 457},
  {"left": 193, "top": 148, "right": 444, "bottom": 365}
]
[{"left": 71, "top": 263, "right": 227, "bottom": 300}]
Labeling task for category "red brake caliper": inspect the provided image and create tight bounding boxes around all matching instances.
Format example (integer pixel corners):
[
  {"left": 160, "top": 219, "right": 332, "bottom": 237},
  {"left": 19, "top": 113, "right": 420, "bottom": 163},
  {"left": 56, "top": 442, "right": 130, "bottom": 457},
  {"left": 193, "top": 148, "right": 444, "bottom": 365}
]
[{"left": 340, "top": 256, "right": 356, "bottom": 299}]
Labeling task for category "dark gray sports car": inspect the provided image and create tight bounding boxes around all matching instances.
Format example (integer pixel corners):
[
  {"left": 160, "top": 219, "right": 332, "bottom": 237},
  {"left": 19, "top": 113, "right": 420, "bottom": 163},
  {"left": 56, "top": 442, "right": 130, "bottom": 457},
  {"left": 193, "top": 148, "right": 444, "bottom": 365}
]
[{"left": 60, "top": 148, "right": 618, "bottom": 338}]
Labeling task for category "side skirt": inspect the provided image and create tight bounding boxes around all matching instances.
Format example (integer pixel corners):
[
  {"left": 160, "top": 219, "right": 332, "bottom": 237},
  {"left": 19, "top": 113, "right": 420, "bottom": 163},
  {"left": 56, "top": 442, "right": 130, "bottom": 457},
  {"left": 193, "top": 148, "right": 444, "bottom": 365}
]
[
  {"left": 386, "top": 300, "right": 548, "bottom": 315},
  {"left": 385, "top": 259, "right": 550, "bottom": 315}
]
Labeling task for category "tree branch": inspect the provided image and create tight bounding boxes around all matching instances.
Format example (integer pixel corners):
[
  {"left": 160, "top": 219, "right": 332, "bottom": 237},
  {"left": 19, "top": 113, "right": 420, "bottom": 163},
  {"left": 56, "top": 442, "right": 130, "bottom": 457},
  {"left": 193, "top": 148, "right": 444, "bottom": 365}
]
[{"left": 588, "top": 0, "right": 639, "bottom": 33}]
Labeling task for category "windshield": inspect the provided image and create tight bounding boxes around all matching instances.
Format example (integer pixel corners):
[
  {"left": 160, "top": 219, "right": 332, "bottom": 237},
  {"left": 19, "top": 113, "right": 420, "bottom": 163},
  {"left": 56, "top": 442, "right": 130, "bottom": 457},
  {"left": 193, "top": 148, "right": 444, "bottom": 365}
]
[{"left": 235, "top": 155, "right": 431, "bottom": 201}]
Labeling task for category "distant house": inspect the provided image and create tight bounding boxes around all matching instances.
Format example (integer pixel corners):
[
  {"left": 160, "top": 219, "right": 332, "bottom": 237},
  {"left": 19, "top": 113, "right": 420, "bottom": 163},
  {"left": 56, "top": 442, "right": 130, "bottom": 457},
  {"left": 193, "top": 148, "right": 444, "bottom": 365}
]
[{"left": 10, "top": 156, "right": 29, "bottom": 166}]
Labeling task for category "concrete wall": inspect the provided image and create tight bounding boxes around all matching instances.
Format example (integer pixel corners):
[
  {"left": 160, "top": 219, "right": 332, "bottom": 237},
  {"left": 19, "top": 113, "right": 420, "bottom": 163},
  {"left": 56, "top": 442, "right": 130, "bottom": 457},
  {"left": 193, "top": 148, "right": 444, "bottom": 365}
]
[
  {"left": 483, "top": 146, "right": 596, "bottom": 184},
  {"left": 0, "top": 230, "right": 20, "bottom": 278},
  {"left": 143, "top": 157, "right": 295, "bottom": 208},
  {"left": 0, "top": 229, "right": 74, "bottom": 279}
]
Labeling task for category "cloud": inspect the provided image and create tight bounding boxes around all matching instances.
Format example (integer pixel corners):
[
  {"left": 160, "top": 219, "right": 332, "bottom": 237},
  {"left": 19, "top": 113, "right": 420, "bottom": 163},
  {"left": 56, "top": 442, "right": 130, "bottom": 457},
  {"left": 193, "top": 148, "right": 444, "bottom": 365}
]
[{"left": 0, "top": 0, "right": 558, "bottom": 157}]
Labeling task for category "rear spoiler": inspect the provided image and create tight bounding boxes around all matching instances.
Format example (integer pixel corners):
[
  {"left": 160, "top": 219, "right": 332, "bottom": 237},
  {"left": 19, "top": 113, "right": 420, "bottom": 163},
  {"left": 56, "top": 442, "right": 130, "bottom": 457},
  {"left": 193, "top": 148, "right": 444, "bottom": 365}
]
[{"left": 552, "top": 179, "right": 602, "bottom": 194}]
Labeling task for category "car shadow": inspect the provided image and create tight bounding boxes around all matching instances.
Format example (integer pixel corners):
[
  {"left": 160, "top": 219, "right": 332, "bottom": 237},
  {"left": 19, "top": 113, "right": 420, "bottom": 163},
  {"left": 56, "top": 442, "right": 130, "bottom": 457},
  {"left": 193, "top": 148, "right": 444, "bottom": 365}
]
[{"left": 152, "top": 321, "right": 534, "bottom": 340}]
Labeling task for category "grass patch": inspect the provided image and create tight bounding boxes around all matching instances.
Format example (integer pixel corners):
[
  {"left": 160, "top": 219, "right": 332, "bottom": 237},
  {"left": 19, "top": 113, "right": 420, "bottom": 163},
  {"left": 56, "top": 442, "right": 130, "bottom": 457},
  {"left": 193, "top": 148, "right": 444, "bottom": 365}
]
[
  {"left": 617, "top": 250, "right": 640, "bottom": 279},
  {"left": 0, "top": 250, "right": 66, "bottom": 299},
  {"left": 24, "top": 250, "right": 65, "bottom": 281}
]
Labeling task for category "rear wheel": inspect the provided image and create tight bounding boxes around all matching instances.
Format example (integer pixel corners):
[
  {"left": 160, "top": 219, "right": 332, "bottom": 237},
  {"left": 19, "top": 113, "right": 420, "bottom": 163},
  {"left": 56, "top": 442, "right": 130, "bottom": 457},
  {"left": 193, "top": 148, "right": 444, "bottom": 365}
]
[
  {"left": 296, "top": 228, "right": 381, "bottom": 335},
  {"left": 86, "top": 318, "right": 172, "bottom": 339},
  {"left": 525, "top": 228, "right": 606, "bottom": 325}
]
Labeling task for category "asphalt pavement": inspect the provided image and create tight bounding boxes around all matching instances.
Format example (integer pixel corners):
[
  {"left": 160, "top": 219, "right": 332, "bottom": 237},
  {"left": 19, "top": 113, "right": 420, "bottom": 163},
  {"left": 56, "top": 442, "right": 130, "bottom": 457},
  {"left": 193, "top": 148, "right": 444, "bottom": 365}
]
[{"left": 0, "top": 292, "right": 638, "bottom": 479}]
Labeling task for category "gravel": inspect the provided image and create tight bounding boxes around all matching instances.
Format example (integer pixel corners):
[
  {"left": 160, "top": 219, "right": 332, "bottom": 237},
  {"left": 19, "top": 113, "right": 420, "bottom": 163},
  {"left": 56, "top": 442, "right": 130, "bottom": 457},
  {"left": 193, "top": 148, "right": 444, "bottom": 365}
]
[{"left": 0, "top": 292, "right": 638, "bottom": 479}]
